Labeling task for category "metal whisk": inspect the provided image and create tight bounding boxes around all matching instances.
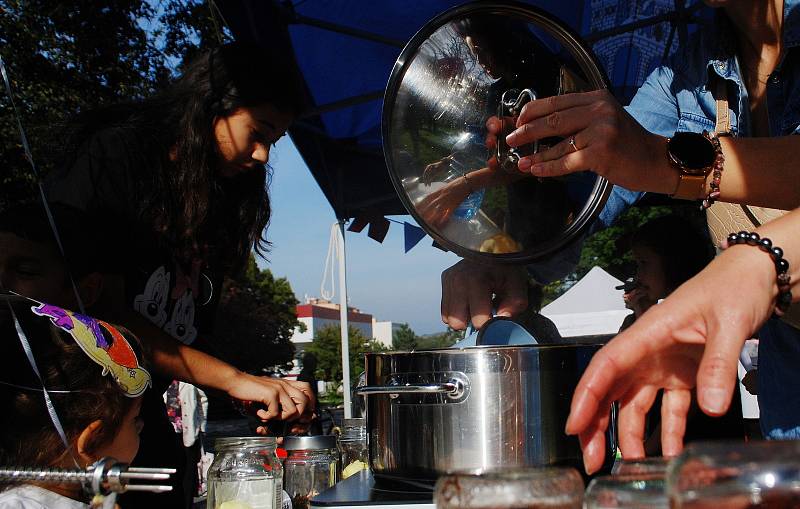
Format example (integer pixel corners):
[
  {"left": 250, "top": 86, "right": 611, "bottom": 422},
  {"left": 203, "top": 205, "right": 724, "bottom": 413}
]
[{"left": 0, "top": 457, "right": 175, "bottom": 495}]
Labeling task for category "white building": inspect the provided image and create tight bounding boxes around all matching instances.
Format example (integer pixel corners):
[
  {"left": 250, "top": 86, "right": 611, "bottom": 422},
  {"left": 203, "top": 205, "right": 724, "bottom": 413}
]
[{"left": 372, "top": 319, "right": 401, "bottom": 348}]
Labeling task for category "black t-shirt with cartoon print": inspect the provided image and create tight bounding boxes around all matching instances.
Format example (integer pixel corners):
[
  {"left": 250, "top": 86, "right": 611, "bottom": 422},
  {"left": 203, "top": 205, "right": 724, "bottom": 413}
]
[{"left": 46, "top": 128, "right": 224, "bottom": 363}]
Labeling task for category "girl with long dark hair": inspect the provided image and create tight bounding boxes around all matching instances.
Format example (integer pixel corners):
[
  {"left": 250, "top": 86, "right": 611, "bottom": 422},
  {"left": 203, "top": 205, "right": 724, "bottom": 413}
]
[{"left": 45, "top": 42, "right": 314, "bottom": 507}]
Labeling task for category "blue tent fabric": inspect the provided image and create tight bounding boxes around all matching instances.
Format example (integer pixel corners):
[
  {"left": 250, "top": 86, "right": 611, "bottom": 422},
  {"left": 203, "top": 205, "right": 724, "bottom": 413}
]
[{"left": 220, "top": 0, "right": 705, "bottom": 219}]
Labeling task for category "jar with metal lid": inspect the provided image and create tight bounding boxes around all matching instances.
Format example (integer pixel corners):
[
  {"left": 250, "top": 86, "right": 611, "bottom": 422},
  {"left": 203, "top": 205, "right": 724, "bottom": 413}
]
[
  {"left": 338, "top": 418, "right": 368, "bottom": 479},
  {"left": 283, "top": 436, "right": 339, "bottom": 509},
  {"left": 207, "top": 437, "right": 283, "bottom": 509}
]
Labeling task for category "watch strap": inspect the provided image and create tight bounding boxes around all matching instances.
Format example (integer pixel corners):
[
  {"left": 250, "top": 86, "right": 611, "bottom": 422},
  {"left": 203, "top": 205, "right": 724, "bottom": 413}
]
[{"left": 672, "top": 173, "right": 707, "bottom": 200}]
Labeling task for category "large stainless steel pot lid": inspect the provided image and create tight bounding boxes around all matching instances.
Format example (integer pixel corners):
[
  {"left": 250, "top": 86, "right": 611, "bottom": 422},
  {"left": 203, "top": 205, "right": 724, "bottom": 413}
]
[{"left": 382, "top": 1, "right": 610, "bottom": 264}]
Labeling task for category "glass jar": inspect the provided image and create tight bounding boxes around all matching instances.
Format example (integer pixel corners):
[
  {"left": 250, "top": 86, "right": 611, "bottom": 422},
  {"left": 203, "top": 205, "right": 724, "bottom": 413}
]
[
  {"left": 611, "top": 456, "right": 669, "bottom": 476},
  {"left": 207, "top": 437, "right": 283, "bottom": 509},
  {"left": 339, "top": 418, "right": 368, "bottom": 479},
  {"left": 283, "top": 436, "right": 340, "bottom": 509},
  {"left": 584, "top": 473, "right": 667, "bottom": 508},
  {"left": 435, "top": 467, "right": 584, "bottom": 509},
  {"left": 667, "top": 440, "right": 800, "bottom": 508}
]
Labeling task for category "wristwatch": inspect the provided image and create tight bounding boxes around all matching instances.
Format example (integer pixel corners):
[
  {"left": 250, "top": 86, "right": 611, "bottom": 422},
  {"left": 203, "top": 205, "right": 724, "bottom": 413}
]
[{"left": 667, "top": 131, "right": 718, "bottom": 200}]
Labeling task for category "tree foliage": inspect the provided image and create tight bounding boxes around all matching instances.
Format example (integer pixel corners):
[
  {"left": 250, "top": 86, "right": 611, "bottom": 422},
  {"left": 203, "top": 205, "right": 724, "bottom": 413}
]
[
  {"left": 306, "top": 324, "right": 387, "bottom": 384},
  {"left": 205, "top": 255, "right": 301, "bottom": 372},
  {"left": 0, "top": 0, "right": 226, "bottom": 208},
  {"left": 392, "top": 323, "right": 418, "bottom": 350},
  {"left": 392, "top": 323, "right": 460, "bottom": 350},
  {"left": 417, "top": 328, "right": 461, "bottom": 349}
]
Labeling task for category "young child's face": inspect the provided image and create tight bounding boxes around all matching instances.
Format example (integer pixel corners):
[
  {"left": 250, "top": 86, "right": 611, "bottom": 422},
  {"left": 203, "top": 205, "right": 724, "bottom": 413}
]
[
  {"left": 93, "top": 397, "right": 144, "bottom": 464},
  {"left": 0, "top": 232, "right": 77, "bottom": 307}
]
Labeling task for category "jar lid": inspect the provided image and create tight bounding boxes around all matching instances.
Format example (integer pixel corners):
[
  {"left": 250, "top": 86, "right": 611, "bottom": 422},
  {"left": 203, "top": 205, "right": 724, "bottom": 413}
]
[
  {"left": 283, "top": 435, "right": 338, "bottom": 451},
  {"left": 214, "top": 436, "right": 277, "bottom": 451},
  {"left": 343, "top": 418, "right": 365, "bottom": 428}
]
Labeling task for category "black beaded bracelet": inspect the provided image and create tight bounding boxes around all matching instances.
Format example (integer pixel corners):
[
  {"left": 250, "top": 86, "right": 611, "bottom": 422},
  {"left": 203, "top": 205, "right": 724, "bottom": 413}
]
[{"left": 726, "top": 231, "right": 792, "bottom": 317}]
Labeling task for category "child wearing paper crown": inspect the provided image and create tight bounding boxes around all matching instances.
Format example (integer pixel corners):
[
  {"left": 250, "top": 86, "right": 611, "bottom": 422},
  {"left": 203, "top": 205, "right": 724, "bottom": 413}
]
[{"left": 0, "top": 293, "right": 151, "bottom": 509}]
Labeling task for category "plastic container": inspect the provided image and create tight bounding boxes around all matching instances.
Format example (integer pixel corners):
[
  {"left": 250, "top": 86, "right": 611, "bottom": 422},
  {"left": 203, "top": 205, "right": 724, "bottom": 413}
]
[{"left": 207, "top": 437, "right": 282, "bottom": 509}]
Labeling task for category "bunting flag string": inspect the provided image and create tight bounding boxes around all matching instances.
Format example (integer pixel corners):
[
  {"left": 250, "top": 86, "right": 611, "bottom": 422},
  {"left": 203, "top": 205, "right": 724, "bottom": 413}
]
[{"left": 346, "top": 210, "right": 428, "bottom": 253}]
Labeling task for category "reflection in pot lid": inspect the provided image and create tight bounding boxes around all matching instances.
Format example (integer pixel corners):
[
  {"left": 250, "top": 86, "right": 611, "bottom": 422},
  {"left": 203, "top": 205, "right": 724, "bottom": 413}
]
[{"left": 382, "top": 2, "right": 610, "bottom": 264}]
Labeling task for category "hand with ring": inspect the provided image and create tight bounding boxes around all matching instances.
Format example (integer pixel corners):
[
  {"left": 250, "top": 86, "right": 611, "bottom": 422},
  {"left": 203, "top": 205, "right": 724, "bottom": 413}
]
[
  {"left": 499, "top": 90, "right": 678, "bottom": 195},
  {"left": 568, "top": 135, "right": 578, "bottom": 152}
]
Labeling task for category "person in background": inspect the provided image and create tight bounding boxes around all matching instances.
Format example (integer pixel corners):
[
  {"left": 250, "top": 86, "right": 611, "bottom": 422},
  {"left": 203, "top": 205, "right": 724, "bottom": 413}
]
[
  {"left": 45, "top": 42, "right": 314, "bottom": 506},
  {"left": 513, "top": 281, "right": 563, "bottom": 344},
  {"left": 0, "top": 203, "right": 102, "bottom": 311},
  {"left": 297, "top": 353, "right": 322, "bottom": 435},
  {"left": 568, "top": 206, "right": 800, "bottom": 472},
  {"left": 0, "top": 295, "right": 149, "bottom": 509},
  {"left": 619, "top": 215, "right": 713, "bottom": 331},
  {"left": 165, "top": 380, "right": 209, "bottom": 507},
  {"left": 613, "top": 215, "right": 743, "bottom": 454}
]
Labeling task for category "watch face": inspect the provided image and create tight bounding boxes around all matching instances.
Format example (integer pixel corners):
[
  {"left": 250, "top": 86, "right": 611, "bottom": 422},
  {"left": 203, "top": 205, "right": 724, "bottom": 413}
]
[{"left": 668, "top": 132, "right": 716, "bottom": 174}]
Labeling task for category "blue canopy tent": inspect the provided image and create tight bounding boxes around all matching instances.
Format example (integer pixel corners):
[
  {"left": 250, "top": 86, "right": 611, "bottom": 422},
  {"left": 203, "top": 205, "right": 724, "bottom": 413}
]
[
  {"left": 216, "top": 0, "right": 707, "bottom": 414},
  {"left": 218, "top": 0, "right": 706, "bottom": 221}
]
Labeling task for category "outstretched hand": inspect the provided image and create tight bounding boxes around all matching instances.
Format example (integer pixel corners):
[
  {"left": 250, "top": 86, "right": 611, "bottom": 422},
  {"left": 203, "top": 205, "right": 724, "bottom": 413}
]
[{"left": 566, "top": 244, "right": 777, "bottom": 474}]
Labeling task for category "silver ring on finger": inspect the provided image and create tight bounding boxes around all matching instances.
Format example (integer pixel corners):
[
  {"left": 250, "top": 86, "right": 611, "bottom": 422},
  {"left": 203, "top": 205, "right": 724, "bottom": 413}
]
[{"left": 569, "top": 135, "right": 578, "bottom": 153}]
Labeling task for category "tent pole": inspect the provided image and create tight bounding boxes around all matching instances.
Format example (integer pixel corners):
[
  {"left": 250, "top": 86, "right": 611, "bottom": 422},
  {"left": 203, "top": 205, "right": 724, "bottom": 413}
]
[{"left": 337, "top": 220, "right": 352, "bottom": 419}]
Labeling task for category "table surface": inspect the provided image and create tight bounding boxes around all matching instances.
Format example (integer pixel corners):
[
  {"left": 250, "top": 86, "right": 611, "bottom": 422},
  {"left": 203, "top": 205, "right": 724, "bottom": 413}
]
[{"left": 309, "top": 470, "right": 434, "bottom": 509}]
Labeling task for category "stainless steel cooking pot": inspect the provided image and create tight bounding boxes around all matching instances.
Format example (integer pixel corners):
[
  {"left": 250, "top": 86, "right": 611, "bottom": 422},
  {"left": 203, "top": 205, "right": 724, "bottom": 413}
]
[{"left": 358, "top": 343, "right": 615, "bottom": 481}]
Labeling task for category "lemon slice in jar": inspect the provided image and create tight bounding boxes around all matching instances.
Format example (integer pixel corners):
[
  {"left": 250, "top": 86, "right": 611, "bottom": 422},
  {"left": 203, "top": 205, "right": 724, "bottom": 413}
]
[{"left": 342, "top": 460, "right": 368, "bottom": 479}]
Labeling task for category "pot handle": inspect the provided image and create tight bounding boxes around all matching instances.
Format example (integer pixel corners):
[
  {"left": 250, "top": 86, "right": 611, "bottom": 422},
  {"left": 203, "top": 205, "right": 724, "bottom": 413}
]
[{"left": 355, "top": 379, "right": 466, "bottom": 399}]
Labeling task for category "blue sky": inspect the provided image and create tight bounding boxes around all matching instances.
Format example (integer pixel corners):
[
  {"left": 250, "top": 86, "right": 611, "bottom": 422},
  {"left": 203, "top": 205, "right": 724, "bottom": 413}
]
[{"left": 257, "top": 137, "right": 460, "bottom": 335}]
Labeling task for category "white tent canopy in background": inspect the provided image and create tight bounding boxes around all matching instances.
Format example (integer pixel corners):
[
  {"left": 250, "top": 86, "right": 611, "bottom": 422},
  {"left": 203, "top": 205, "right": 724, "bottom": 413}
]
[{"left": 541, "top": 266, "right": 632, "bottom": 338}]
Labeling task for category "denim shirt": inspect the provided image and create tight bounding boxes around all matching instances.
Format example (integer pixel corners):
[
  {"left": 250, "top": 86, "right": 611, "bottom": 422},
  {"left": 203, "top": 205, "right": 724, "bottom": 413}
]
[
  {"left": 623, "top": 2, "right": 800, "bottom": 440},
  {"left": 531, "top": 2, "right": 800, "bottom": 439}
]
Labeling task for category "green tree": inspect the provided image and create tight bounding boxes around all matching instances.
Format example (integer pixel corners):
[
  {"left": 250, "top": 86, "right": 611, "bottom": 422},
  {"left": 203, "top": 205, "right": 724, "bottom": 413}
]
[
  {"left": 392, "top": 323, "right": 418, "bottom": 350},
  {"left": 206, "top": 255, "right": 301, "bottom": 372},
  {"left": 306, "top": 324, "right": 388, "bottom": 385},
  {"left": 0, "top": 0, "right": 224, "bottom": 208},
  {"left": 416, "top": 328, "right": 461, "bottom": 349}
]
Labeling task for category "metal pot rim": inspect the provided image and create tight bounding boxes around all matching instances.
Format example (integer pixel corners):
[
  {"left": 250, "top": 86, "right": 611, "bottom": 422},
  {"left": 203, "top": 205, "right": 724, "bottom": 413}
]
[{"left": 365, "top": 342, "right": 605, "bottom": 356}]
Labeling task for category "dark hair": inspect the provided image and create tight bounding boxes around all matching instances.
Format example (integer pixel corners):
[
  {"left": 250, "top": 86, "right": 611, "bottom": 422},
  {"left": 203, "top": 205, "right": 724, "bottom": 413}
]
[
  {"left": 58, "top": 41, "right": 307, "bottom": 271},
  {"left": 631, "top": 214, "right": 714, "bottom": 293},
  {"left": 0, "top": 295, "right": 145, "bottom": 472},
  {"left": 0, "top": 203, "right": 102, "bottom": 279}
]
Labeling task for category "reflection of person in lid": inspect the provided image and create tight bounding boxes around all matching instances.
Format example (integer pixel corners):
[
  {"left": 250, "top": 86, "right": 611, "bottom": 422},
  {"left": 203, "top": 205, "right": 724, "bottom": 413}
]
[
  {"left": 419, "top": 15, "right": 581, "bottom": 245},
  {"left": 422, "top": 15, "right": 563, "bottom": 186}
]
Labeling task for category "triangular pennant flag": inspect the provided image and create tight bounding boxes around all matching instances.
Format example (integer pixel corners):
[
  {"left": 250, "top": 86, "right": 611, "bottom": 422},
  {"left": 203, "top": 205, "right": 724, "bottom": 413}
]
[
  {"left": 367, "top": 216, "right": 390, "bottom": 243},
  {"left": 403, "top": 222, "right": 426, "bottom": 253},
  {"left": 347, "top": 214, "right": 369, "bottom": 233}
]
